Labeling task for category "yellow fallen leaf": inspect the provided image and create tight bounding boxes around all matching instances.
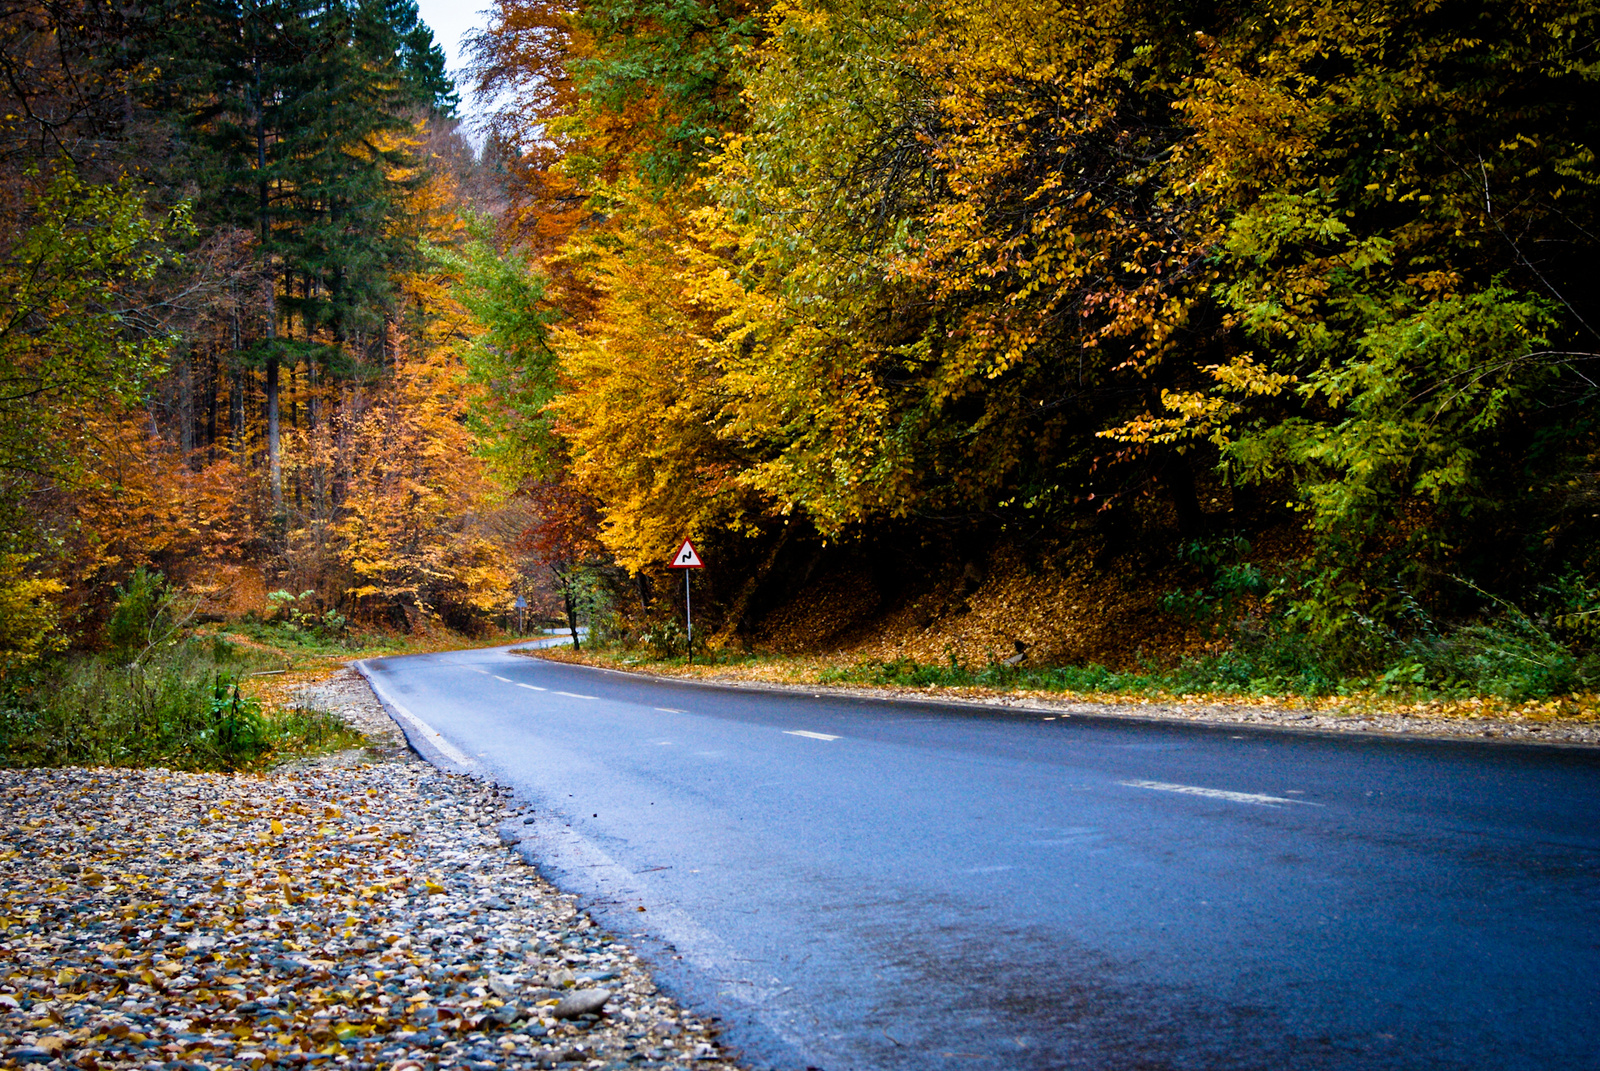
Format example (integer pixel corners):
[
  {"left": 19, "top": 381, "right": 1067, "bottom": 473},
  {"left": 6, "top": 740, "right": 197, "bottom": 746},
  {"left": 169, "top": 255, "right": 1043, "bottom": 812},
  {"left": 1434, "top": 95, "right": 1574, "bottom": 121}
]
[{"left": 270, "top": 819, "right": 285, "bottom": 836}]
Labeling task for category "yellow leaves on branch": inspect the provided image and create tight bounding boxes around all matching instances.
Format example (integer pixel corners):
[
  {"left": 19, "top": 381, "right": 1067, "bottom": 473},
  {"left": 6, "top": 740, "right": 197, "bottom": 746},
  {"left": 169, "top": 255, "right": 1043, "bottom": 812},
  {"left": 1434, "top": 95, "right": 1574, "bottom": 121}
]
[
  {"left": 334, "top": 340, "right": 514, "bottom": 620},
  {"left": 0, "top": 554, "right": 66, "bottom": 675},
  {"left": 550, "top": 188, "right": 772, "bottom": 571},
  {"left": 1102, "top": 356, "right": 1296, "bottom": 447}
]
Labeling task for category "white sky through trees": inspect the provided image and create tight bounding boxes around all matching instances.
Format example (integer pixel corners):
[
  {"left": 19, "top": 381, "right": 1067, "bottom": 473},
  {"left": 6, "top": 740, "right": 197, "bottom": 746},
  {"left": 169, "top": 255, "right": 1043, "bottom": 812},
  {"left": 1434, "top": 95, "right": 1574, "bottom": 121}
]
[{"left": 414, "top": 0, "right": 489, "bottom": 104}]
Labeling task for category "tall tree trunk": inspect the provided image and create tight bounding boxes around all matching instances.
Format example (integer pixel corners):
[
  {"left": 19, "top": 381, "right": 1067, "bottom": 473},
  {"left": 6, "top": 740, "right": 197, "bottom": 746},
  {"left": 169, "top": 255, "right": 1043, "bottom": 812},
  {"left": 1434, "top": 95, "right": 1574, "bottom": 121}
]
[
  {"left": 1164, "top": 453, "right": 1205, "bottom": 539},
  {"left": 230, "top": 304, "right": 245, "bottom": 447},
  {"left": 254, "top": 23, "right": 282, "bottom": 513},
  {"left": 205, "top": 343, "right": 219, "bottom": 462},
  {"left": 179, "top": 350, "right": 195, "bottom": 462},
  {"left": 564, "top": 589, "right": 581, "bottom": 651},
  {"left": 266, "top": 342, "right": 281, "bottom": 510},
  {"left": 231, "top": 364, "right": 245, "bottom": 449}
]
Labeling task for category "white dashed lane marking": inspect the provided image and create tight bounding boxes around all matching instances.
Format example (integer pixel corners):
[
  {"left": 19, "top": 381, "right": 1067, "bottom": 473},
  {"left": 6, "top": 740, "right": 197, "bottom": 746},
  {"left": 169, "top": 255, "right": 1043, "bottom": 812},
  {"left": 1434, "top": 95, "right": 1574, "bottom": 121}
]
[
  {"left": 655, "top": 707, "right": 686, "bottom": 714},
  {"left": 517, "top": 684, "right": 546, "bottom": 691},
  {"left": 785, "top": 730, "right": 841, "bottom": 742},
  {"left": 494, "top": 676, "right": 512, "bottom": 682},
  {"left": 556, "top": 691, "right": 599, "bottom": 700},
  {"left": 1118, "top": 779, "right": 1321, "bottom": 807}
]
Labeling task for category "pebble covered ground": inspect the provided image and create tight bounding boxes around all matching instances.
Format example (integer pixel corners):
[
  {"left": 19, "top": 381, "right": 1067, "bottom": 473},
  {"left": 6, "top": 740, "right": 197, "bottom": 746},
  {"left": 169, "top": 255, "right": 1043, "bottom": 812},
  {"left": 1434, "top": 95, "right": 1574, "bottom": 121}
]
[{"left": 0, "top": 669, "right": 739, "bottom": 1071}]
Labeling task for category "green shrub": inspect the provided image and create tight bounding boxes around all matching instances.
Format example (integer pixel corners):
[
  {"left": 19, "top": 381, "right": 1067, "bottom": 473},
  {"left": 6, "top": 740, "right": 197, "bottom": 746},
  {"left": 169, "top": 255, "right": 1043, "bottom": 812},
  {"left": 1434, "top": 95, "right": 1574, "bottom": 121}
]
[
  {"left": 639, "top": 618, "right": 699, "bottom": 660},
  {"left": 0, "top": 638, "right": 364, "bottom": 770},
  {"left": 106, "top": 567, "right": 190, "bottom": 664},
  {"left": 265, "top": 589, "right": 348, "bottom": 644}
]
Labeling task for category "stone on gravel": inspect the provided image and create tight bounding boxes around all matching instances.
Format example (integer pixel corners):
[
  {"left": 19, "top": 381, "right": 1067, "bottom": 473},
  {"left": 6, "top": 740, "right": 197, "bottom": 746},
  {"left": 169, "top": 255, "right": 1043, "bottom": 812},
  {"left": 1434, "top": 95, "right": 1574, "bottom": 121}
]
[{"left": 552, "top": 988, "right": 611, "bottom": 1019}]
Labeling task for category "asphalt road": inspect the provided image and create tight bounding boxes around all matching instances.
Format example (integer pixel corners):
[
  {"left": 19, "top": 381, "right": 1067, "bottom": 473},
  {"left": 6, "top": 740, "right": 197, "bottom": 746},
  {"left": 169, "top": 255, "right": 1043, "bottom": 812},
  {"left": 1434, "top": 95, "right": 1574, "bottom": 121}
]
[{"left": 358, "top": 645, "right": 1600, "bottom": 1071}]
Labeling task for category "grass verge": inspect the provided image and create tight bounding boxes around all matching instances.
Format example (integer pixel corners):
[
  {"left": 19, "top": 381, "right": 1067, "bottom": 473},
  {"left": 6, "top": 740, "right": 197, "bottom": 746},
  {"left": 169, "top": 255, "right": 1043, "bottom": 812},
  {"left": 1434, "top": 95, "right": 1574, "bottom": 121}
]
[
  {"left": 0, "top": 621, "right": 531, "bottom": 771},
  {"left": 526, "top": 643, "right": 1600, "bottom": 726},
  {"left": 0, "top": 636, "right": 364, "bottom": 770}
]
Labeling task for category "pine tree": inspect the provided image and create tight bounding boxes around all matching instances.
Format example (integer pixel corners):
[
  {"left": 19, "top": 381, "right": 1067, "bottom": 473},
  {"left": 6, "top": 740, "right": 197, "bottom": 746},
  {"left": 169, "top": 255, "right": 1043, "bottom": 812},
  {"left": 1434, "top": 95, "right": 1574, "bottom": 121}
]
[{"left": 146, "top": 0, "right": 458, "bottom": 514}]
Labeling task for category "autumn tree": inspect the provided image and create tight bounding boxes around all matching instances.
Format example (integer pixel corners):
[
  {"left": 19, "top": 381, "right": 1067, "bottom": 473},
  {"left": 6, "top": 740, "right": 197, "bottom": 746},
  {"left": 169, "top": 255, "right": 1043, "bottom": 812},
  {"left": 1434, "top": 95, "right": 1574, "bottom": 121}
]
[{"left": 1108, "top": 0, "right": 1600, "bottom": 640}]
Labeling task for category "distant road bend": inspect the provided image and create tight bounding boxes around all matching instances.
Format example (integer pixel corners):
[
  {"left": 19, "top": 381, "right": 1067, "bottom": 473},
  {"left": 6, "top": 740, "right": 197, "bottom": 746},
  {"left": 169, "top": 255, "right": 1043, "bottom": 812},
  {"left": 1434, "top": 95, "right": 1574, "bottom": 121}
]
[{"left": 358, "top": 644, "right": 1600, "bottom": 1071}]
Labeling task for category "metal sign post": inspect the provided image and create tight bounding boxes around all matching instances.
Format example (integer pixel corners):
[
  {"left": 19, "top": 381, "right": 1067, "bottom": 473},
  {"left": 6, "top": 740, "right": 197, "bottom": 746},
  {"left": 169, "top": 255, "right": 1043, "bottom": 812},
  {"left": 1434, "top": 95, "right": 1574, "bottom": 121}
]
[{"left": 666, "top": 538, "right": 705, "bottom": 664}]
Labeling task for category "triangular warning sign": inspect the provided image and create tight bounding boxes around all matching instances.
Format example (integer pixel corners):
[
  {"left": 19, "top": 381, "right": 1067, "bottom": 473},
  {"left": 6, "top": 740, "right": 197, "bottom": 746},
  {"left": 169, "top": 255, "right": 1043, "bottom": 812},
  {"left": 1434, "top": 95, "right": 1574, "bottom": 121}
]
[{"left": 668, "top": 537, "right": 704, "bottom": 569}]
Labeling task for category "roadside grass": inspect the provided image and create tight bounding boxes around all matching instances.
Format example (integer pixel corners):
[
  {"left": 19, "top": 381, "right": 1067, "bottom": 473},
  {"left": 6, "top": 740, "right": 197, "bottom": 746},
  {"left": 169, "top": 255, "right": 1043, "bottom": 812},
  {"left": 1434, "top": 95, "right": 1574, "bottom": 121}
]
[
  {"left": 0, "top": 637, "right": 363, "bottom": 770},
  {"left": 526, "top": 642, "right": 1600, "bottom": 724},
  {"left": 0, "top": 615, "right": 530, "bottom": 772}
]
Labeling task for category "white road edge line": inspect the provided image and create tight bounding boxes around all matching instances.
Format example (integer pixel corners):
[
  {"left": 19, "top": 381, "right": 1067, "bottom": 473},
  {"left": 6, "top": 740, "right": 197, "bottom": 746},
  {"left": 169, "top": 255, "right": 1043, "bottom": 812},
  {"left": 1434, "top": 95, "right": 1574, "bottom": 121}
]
[
  {"left": 357, "top": 667, "right": 474, "bottom": 768},
  {"left": 517, "top": 684, "right": 546, "bottom": 691},
  {"left": 784, "top": 730, "right": 840, "bottom": 742},
  {"left": 1118, "top": 779, "right": 1321, "bottom": 807},
  {"left": 556, "top": 691, "right": 599, "bottom": 699}
]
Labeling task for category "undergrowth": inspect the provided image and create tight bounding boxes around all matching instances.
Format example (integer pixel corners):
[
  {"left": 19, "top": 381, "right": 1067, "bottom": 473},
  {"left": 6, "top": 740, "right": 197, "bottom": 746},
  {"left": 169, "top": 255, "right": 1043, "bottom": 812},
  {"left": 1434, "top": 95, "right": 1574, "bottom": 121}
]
[
  {"left": 0, "top": 571, "right": 367, "bottom": 770},
  {"left": 0, "top": 638, "right": 364, "bottom": 770},
  {"left": 822, "top": 612, "right": 1599, "bottom": 704},
  {"left": 576, "top": 543, "right": 1600, "bottom": 705}
]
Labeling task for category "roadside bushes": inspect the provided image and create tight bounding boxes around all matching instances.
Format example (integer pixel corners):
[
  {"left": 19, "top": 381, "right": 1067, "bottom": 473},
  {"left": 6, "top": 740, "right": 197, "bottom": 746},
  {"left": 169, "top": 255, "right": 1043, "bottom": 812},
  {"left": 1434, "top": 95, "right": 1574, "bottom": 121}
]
[
  {"left": 3, "top": 639, "right": 256, "bottom": 768},
  {"left": 1153, "top": 537, "right": 1600, "bottom": 701},
  {"left": 828, "top": 609, "right": 1596, "bottom": 703},
  {"left": 0, "top": 570, "right": 364, "bottom": 769},
  {"left": 0, "top": 641, "right": 363, "bottom": 769}
]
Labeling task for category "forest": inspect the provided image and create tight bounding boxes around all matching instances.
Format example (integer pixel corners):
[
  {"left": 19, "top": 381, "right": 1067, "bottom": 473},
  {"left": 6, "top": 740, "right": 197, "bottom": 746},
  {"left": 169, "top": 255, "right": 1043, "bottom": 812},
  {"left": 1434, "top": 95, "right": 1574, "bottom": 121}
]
[{"left": 1, "top": 0, "right": 1598, "bottom": 762}]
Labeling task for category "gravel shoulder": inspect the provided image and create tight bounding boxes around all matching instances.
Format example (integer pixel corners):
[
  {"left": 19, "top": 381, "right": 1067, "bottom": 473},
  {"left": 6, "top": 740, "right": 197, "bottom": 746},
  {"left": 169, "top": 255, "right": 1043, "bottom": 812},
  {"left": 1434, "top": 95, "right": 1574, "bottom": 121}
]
[
  {"left": 525, "top": 649, "right": 1600, "bottom": 747},
  {"left": 0, "top": 668, "right": 741, "bottom": 1071}
]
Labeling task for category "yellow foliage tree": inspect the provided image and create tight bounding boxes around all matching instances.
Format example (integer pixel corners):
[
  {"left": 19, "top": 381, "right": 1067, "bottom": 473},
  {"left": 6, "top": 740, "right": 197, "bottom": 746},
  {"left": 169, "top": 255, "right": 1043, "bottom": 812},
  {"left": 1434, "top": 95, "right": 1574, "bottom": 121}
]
[
  {"left": 550, "top": 188, "right": 773, "bottom": 572},
  {"left": 0, "top": 554, "right": 66, "bottom": 676}
]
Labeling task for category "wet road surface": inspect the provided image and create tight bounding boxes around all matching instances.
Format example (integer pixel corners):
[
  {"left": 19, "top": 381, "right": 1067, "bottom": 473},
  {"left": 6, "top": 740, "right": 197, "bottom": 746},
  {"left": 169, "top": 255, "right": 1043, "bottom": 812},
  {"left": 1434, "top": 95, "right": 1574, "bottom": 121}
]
[{"left": 359, "top": 645, "right": 1600, "bottom": 1071}]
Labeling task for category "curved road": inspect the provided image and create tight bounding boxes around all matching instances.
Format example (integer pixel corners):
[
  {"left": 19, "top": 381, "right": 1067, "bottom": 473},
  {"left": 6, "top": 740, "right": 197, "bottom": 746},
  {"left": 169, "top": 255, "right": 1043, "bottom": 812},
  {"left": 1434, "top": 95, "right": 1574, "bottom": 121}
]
[{"left": 358, "top": 645, "right": 1600, "bottom": 1071}]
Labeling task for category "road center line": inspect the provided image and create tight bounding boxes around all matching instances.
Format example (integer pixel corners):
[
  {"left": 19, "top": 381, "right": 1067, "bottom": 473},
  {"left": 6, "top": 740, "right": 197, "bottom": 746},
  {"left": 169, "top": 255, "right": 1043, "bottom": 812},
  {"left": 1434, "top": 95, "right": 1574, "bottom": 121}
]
[
  {"left": 784, "top": 730, "right": 840, "bottom": 742},
  {"left": 494, "top": 676, "right": 512, "bottom": 682},
  {"left": 1118, "top": 779, "right": 1320, "bottom": 807},
  {"left": 517, "top": 684, "right": 546, "bottom": 691},
  {"left": 655, "top": 707, "right": 686, "bottom": 714},
  {"left": 556, "top": 691, "right": 599, "bottom": 699}
]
